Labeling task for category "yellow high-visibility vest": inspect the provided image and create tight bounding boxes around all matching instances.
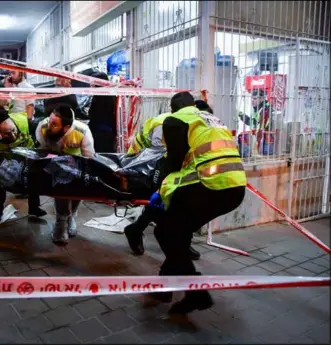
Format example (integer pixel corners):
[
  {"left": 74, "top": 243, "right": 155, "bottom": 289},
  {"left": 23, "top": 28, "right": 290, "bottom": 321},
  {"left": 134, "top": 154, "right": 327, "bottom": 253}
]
[
  {"left": 40, "top": 118, "right": 88, "bottom": 156},
  {"left": 160, "top": 107, "right": 247, "bottom": 209},
  {"left": 127, "top": 112, "right": 171, "bottom": 154},
  {"left": 0, "top": 112, "right": 34, "bottom": 151}
]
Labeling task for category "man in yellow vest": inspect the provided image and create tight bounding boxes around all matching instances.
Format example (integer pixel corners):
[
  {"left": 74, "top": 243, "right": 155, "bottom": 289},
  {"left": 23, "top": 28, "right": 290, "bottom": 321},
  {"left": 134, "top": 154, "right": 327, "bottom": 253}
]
[
  {"left": 145, "top": 92, "right": 247, "bottom": 315},
  {"left": 124, "top": 109, "right": 202, "bottom": 261},
  {"left": 0, "top": 108, "right": 46, "bottom": 221},
  {"left": 36, "top": 104, "right": 95, "bottom": 244}
]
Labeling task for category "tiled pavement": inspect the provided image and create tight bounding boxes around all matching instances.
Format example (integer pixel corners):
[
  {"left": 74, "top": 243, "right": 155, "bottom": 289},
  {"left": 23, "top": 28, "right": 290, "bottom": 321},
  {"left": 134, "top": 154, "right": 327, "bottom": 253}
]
[{"left": 0, "top": 194, "right": 330, "bottom": 344}]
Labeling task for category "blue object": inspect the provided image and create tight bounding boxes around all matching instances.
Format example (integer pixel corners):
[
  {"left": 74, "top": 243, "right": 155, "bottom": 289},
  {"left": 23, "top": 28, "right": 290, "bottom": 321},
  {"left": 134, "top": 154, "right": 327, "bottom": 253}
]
[
  {"left": 106, "top": 50, "right": 130, "bottom": 79},
  {"left": 238, "top": 133, "right": 252, "bottom": 158},
  {"left": 149, "top": 192, "right": 164, "bottom": 210}
]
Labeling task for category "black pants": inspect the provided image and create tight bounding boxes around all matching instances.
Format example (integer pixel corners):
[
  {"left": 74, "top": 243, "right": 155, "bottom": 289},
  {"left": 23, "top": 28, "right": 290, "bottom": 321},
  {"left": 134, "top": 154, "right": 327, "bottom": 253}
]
[
  {"left": 0, "top": 188, "right": 40, "bottom": 217},
  {"left": 89, "top": 126, "right": 116, "bottom": 153},
  {"left": 154, "top": 183, "right": 246, "bottom": 276}
]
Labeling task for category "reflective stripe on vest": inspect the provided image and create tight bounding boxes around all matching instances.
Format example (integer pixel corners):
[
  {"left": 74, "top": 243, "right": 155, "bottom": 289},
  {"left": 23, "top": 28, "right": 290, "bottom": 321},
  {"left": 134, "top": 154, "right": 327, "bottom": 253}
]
[
  {"left": 183, "top": 139, "right": 238, "bottom": 167},
  {"left": 174, "top": 162, "right": 244, "bottom": 184},
  {"left": 128, "top": 113, "right": 171, "bottom": 154},
  {"left": 159, "top": 107, "right": 247, "bottom": 209}
]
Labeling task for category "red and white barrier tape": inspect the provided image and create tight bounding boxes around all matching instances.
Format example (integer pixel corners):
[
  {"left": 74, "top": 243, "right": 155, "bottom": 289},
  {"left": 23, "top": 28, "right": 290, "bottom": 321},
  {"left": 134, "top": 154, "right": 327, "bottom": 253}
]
[
  {"left": 0, "top": 58, "right": 195, "bottom": 96},
  {"left": 0, "top": 87, "right": 191, "bottom": 98},
  {"left": 247, "top": 183, "right": 331, "bottom": 254},
  {"left": 0, "top": 275, "right": 329, "bottom": 299}
]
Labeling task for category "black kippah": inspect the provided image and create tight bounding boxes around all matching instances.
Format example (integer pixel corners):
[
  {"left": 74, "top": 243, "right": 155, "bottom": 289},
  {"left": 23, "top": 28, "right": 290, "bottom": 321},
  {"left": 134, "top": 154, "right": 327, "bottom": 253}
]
[{"left": 0, "top": 108, "right": 9, "bottom": 124}]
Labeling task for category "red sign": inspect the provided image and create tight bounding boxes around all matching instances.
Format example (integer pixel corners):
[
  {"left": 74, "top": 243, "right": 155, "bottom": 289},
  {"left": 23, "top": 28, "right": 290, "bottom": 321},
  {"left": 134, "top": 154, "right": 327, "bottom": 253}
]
[
  {"left": 245, "top": 74, "right": 287, "bottom": 112},
  {"left": 70, "top": 1, "right": 122, "bottom": 36}
]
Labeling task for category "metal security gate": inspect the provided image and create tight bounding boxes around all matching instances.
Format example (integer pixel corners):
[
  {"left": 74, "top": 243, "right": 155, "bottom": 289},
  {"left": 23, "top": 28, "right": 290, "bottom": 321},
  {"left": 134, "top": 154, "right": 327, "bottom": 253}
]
[
  {"left": 290, "top": 38, "right": 330, "bottom": 221},
  {"left": 207, "top": 1, "right": 330, "bottom": 222}
]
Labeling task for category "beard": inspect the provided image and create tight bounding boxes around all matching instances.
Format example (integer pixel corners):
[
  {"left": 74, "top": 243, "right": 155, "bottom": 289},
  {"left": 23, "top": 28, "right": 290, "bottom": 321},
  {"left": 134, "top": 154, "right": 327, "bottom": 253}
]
[
  {"left": 46, "top": 129, "right": 65, "bottom": 143},
  {"left": 0, "top": 137, "right": 15, "bottom": 144}
]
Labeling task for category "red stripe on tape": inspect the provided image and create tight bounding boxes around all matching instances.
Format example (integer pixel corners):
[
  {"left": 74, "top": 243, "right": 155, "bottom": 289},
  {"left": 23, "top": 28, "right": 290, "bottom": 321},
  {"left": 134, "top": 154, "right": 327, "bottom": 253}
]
[{"left": 0, "top": 275, "right": 329, "bottom": 299}]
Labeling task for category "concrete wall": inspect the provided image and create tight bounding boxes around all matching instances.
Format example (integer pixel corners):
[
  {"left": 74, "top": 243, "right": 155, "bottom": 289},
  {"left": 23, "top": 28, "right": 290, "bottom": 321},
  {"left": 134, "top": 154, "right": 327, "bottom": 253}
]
[{"left": 203, "top": 157, "right": 329, "bottom": 234}]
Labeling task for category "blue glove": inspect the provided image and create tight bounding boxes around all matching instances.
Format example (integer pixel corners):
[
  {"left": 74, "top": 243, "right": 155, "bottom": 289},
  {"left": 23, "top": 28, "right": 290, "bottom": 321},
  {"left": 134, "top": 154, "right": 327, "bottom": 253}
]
[{"left": 148, "top": 192, "right": 164, "bottom": 210}]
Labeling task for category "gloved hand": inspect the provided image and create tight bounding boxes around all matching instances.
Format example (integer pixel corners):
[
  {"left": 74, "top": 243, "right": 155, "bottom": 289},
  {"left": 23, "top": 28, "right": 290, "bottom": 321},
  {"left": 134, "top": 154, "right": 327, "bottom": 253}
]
[{"left": 148, "top": 192, "right": 164, "bottom": 210}]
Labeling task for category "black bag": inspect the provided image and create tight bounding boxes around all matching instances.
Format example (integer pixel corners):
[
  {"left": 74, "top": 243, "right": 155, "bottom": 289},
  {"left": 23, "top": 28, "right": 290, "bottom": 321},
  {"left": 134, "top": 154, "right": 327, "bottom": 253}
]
[{"left": 0, "top": 147, "right": 166, "bottom": 201}]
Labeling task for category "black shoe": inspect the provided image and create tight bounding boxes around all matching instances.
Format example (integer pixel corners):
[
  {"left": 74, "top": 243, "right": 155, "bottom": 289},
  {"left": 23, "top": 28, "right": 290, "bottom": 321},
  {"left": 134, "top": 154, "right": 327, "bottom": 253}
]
[
  {"left": 29, "top": 207, "right": 47, "bottom": 218},
  {"left": 124, "top": 223, "right": 145, "bottom": 255},
  {"left": 189, "top": 246, "right": 201, "bottom": 261},
  {"left": 168, "top": 291, "right": 213, "bottom": 315}
]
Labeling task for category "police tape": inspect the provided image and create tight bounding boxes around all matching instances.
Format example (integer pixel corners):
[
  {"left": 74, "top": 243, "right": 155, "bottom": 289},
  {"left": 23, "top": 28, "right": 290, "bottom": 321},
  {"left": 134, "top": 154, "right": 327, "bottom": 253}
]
[
  {"left": 0, "top": 86, "right": 192, "bottom": 98},
  {"left": 247, "top": 183, "right": 331, "bottom": 255},
  {"left": 0, "top": 58, "right": 195, "bottom": 96},
  {"left": 0, "top": 92, "right": 68, "bottom": 101},
  {"left": 0, "top": 275, "right": 329, "bottom": 299}
]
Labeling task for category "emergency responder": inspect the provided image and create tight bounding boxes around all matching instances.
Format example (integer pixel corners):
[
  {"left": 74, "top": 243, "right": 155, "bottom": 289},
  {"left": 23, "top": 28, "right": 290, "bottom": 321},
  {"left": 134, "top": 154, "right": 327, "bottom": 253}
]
[
  {"left": 0, "top": 108, "right": 46, "bottom": 221},
  {"left": 124, "top": 111, "right": 200, "bottom": 260},
  {"left": 124, "top": 99, "right": 214, "bottom": 260},
  {"left": 145, "top": 91, "right": 247, "bottom": 315},
  {"left": 35, "top": 104, "right": 95, "bottom": 244},
  {"left": 238, "top": 89, "right": 273, "bottom": 148}
]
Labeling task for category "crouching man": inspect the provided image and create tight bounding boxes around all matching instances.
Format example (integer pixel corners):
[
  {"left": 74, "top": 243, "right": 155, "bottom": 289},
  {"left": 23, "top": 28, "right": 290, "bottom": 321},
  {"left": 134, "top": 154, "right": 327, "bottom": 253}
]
[
  {"left": 35, "top": 104, "right": 95, "bottom": 244},
  {"left": 0, "top": 108, "right": 46, "bottom": 221}
]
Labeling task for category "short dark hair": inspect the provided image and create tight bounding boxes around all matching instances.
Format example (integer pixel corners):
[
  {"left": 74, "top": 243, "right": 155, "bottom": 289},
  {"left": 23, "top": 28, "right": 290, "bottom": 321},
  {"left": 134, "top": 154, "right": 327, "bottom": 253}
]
[
  {"left": 195, "top": 100, "right": 213, "bottom": 114},
  {"left": 52, "top": 104, "right": 74, "bottom": 127},
  {"left": 170, "top": 91, "right": 195, "bottom": 113}
]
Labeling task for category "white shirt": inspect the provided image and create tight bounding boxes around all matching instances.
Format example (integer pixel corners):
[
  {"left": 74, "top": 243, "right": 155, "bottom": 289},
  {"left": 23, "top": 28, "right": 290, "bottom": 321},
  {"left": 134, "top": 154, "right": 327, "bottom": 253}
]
[
  {"left": 10, "top": 80, "right": 35, "bottom": 114},
  {"left": 36, "top": 118, "right": 95, "bottom": 158}
]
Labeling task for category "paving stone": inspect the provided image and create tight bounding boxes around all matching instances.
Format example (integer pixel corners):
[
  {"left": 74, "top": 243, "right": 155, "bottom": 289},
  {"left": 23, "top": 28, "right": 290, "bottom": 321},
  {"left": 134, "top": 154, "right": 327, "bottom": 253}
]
[
  {"left": 98, "top": 309, "right": 138, "bottom": 333},
  {"left": 44, "top": 305, "right": 82, "bottom": 327},
  {"left": 2, "top": 262, "right": 31, "bottom": 275},
  {"left": 131, "top": 321, "right": 175, "bottom": 344},
  {"left": 249, "top": 250, "right": 274, "bottom": 262},
  {"left": 98, "top": 294, "right": 135, "bottom": 311},
  {"left": 12, "top": 299, "right": 49, "bottom": 318},
  {"left": 288, "top": 334, "right": 316, "bottom": 344},
  {"left": 237, "top": 266, "right": 271, "bottom": 275},
  {"left": 0, "top": 303, "right": 21, "bottom": 325},
  {"left": 283, "top": 265, "right": 315, "bottom": 276},
  {"left": 18, "top": 269, "right": 48, "bottom": 277},
  {"left": 102, "top": 329, "right": 144, "bottom": 344},
  {"left": 305, "top": 322, "right": 330, "bottom": 343},
  {"left": 0, "top": 267, "right": 8, "bottom": 276},
  {"left": 256, "top": 261, "right": 284, "bottom": 273},
  {"left": 43, "top": 297, "right": 79, "bottom": 309},
  {"left": 160, "top": 333, "right": 200, "bottom": 344},
  {"left": 216, "top": 258, "right": 247, "bottom": 272},
  {"left": 310, "top": 257, "right": 330, "bottom": 269},
  {"left": 27, "top": 259, "right": 51, "bottom": 270},
  {"left": 73, "top": 298, "right": 108, "bottom": 318},
  {"left": 87, "top": 337, "right": 105, "bottom": 344},
  {"left": 0, "top": 324, "right": 25, "bottom": 343},
  {"left": 284, "top": 253, "right": 311, "bottom": 263},
  {"left": 298, "top": 261, "right": 328, "bottom": 274},
  {"left": 270, "top": 256, "right": 297, "bottom": 268},
  {"left": 40, "top": 327, "right": 81, "bottom": 344},
  {"left": 71, "top": 318, "right": 110, "bottom": 343},
  {"left": 233, "top": 255, "right": 261, "bottom": 266},
  {"left": 124, "top": 304, "right": 161, "bottom": 323},
  {"left": 17, "top": 314, "right": 54, "bottom": 340}
]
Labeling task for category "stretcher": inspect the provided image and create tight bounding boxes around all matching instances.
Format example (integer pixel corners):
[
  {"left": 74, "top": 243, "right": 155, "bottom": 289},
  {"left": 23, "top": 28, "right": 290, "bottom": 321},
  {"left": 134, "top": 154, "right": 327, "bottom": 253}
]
[{"left": 0, "top": 147, "right": 166, "bottom": 217}]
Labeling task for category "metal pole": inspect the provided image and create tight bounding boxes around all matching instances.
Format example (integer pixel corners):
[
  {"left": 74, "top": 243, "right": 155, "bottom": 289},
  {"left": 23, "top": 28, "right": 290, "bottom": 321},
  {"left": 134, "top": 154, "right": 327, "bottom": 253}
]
[{"left": 287, "top": 36, "right": 301, "bottom": 217}]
